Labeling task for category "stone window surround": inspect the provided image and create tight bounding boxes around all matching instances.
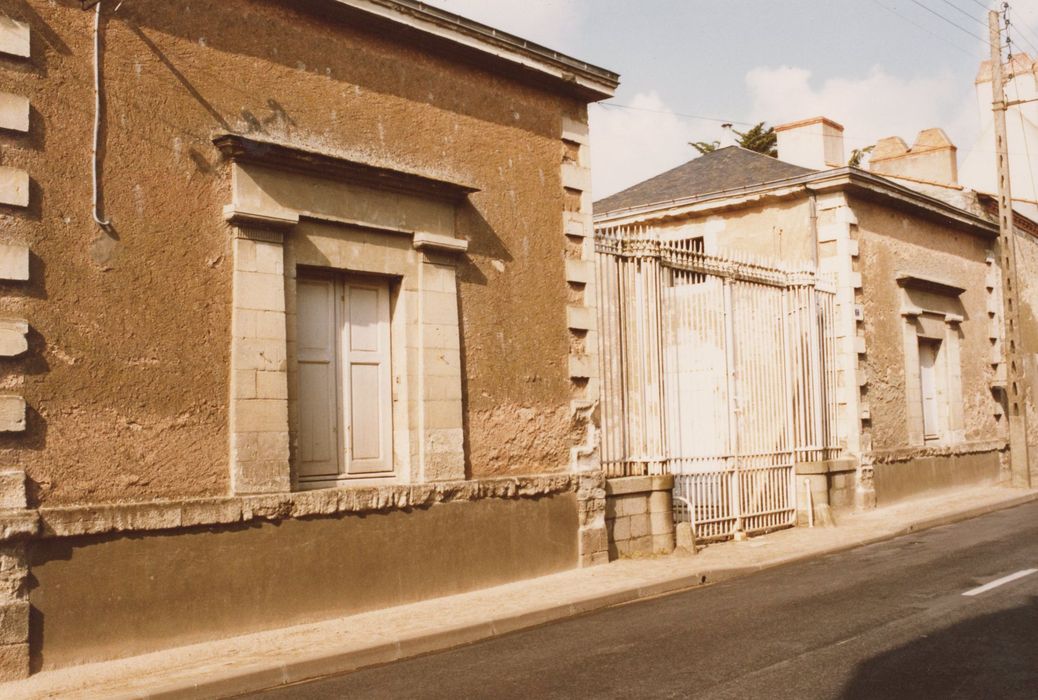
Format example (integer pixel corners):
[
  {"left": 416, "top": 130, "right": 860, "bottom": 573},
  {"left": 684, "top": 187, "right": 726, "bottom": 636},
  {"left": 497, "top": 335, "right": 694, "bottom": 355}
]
[
  {"left": 897, "top": 273, "right": 966, "bottom": 447},
  {"left": 215, "top": 135, "right": 477, "bottom": 495}
]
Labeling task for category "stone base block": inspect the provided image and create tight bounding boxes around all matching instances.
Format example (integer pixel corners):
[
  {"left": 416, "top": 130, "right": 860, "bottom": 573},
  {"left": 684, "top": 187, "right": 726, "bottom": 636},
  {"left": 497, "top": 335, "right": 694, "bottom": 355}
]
[
  {"left": 796, "top": 458, "right": 858, "bottom": 523},
  {"left": 605, "top": 475, "right": 675, "bottom": 559},
  {"left": 0, "top": 642, "right": 28, "bottom": 681}
]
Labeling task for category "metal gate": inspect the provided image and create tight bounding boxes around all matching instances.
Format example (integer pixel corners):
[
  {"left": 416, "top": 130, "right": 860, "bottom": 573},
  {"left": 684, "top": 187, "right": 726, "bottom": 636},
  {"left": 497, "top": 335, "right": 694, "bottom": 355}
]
[{"left": 596, "top": 227, "right": 840, "bottom": 540}]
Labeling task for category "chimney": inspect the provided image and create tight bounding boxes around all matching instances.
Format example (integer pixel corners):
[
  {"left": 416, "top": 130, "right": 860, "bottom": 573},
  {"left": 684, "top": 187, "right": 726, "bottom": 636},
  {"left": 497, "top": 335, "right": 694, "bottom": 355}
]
[
  {"left": 774, "top": 116, "right": 845, "bottom": 170},
  {"left": 869, "top": 128, "right": 958, "bottom": 186},
  {"left": 720, "top": 122, "right": 736, "bottom": 148}
]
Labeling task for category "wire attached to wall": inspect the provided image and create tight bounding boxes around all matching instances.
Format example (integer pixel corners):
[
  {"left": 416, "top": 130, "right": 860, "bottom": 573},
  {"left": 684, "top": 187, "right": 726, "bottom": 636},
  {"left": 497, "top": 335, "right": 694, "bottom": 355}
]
[{"left": 91, "top": 0, "right": 111, "bottom": 229}]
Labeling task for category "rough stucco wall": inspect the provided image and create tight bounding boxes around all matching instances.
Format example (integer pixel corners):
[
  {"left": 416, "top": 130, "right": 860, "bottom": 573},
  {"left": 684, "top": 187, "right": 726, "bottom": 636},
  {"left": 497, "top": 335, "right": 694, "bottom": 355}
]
[
  {"left": 1, "top": 0, "right": 584, "bottom": 506},
  {"left": 1011, "top": 225, "right": 1038, "bottom": 480},
  {"left": 655, "top": 197, "right": 814, "bottom": 264},
  {"left": 853, "top": 198, "right": 1000, "bottom": 450}
]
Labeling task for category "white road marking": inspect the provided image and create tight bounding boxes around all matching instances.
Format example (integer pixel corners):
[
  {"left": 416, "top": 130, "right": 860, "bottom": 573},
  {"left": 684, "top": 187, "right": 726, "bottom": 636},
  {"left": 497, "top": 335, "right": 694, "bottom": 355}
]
[{"left": 962, "top": 569, "right": 1038, "bottom": 597}]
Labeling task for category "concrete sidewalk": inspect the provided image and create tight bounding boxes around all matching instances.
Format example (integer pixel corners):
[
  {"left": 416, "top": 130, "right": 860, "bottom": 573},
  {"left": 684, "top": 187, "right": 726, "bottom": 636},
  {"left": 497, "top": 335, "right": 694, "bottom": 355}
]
[{"left": 5, "top": 485, "right": 1036, "bottom": 700}]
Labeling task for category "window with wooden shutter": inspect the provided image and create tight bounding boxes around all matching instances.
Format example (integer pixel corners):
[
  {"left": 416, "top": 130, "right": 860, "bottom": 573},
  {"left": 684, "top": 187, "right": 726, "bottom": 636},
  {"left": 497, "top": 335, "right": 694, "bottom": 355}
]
[
  {"left": 297, "top": 273, "right": 394, "bottom": 481},
  {"left": 918, "top": 338, "right": 942, "bottom": 440}
]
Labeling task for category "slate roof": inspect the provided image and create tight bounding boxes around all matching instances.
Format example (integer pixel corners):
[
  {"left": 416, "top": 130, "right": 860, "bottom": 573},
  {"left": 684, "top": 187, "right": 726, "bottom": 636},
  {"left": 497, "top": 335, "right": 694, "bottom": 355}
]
[{"left": 594, "top": 146, "right": 816, "bottom": 215}]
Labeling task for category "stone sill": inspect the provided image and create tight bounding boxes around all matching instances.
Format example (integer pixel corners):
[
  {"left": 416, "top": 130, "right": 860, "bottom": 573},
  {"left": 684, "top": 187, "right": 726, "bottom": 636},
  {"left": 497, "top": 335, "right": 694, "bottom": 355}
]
[
  {"left": 0, "top": 472, "right": 604, "bottom": 543},
  {"left": 867, "top": 439, "right": 1006, "bottom": 465},
  {"left": 605, "top": 474, "right": 674, "bottom": 497},
  {"left": 795, "top": 458, "right": 857, "bottom": 476}
]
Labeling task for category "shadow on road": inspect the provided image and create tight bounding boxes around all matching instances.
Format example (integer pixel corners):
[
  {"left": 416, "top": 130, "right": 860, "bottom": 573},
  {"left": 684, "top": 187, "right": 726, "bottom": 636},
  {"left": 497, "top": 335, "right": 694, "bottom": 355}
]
[{"left": 842, "top": 596, "right": 1038, "bottom": 699}]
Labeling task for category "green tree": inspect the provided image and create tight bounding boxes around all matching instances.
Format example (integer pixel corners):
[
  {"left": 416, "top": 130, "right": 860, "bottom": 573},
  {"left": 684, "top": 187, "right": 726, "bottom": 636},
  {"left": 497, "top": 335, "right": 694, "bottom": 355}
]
[
  {"left": 690, "top": 121, "right": 778, "bottom": 157},
  {"left": 848, "top": 145, "right": 874, "bottom": 168}
]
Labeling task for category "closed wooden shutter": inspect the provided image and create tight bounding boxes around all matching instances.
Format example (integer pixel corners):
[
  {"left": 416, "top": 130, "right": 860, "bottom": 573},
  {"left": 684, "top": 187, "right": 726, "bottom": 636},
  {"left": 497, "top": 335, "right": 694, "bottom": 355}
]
[
  {"left": 344, "top": 280, "right": 393, "bottom": 474},
  {"left": 297, "top": 277, "right": 341, "bottom": 477},
  {"left": 919, "top": 339, "right": 940, "bottom": 439}
]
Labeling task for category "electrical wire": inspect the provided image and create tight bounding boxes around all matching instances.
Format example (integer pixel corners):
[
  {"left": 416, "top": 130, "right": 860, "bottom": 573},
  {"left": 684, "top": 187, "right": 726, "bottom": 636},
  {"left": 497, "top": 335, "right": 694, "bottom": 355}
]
[
  {"left": 938, "top": 0, "right": 991, "bottom": 28},
  {"left": 1004, "top": 2, "right": 1038, "bottom": 57},
  {"left": 868, "top": 0, "right": 980, "bottom": 57},
  {"left": 1006, "top": 17, "right": 1038, "bottom": 205},
  {"left": 906, "top": 0, "right": 993, "bottom": 44},
  {"left": 92, "top": 0, "right": 110, "bottom": 228},
  {"left": 595, "top": 102, "right": 757, "bottom": 128},
  {"left": 593, "top": 100, "right": 1037, "bottom": 159}
]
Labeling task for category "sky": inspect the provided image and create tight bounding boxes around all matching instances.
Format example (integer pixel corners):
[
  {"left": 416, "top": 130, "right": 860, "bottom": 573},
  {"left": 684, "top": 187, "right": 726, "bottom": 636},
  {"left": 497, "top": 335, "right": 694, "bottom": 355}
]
[{"left": 424, "top": 0, "right": 1038, "bottom": 198}]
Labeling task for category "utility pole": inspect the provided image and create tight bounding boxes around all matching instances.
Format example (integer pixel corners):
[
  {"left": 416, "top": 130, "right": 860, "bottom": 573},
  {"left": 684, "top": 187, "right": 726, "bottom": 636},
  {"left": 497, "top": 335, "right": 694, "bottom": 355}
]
[{"left": 989, "top": 8, "right": 1031, "bottom": 488}]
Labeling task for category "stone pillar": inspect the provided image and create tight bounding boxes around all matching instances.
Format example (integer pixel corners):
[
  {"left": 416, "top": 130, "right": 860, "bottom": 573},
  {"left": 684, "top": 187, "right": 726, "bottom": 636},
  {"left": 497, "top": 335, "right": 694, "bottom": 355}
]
[
  {"left": 605, "top": 475, "right": 675, "bottom": 559},
  {"left": 0, "top": 470, "right": 36, "bottom": 681},
  {"left": 577, "top": 472, "right": 608, "bottom": 567},
  {"left": 816, "top": 195, "right": 872, "bottom": 508}
]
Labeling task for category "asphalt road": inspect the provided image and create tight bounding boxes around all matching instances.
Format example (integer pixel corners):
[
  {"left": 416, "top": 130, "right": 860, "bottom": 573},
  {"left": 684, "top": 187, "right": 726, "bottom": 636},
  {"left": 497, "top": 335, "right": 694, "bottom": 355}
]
[{"left": 251, "top": 500, "right": 1038, "bottom": 699}]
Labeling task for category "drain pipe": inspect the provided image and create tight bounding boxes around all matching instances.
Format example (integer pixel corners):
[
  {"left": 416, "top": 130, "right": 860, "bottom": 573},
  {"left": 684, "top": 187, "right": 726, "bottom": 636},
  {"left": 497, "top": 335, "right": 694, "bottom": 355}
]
[
  {"left": 91, "top": 0, "right": 110, "bottom": 228},
  {"left": 808, "top": 191, "right": 818, "bottom": 267},
  {"left": 804, "top": 478, "right": 814, "bottom": 529}
]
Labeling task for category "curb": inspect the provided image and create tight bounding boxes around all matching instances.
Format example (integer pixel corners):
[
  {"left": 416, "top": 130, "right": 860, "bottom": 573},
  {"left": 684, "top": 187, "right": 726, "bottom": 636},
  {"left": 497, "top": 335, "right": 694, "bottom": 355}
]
[{"left": 75, "top": 491, "right": 1038, "bottom": 699}]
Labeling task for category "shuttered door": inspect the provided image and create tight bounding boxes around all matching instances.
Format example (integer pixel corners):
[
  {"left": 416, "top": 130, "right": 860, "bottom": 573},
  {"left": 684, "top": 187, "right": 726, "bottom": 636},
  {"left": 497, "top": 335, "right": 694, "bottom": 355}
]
[
  {"left": 297, "top": 277, "right": 341, "bottom": 477},
  {"left": 343, "top": 280, "right": 393, "bottom": 475},
  {"left": 919, "top": 339, "right": 941, "bottom": 439}
]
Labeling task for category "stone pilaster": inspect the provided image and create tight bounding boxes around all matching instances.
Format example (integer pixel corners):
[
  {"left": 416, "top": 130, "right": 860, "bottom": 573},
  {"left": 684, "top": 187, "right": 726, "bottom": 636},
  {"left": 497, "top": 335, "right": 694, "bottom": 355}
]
[
  {"left": 561, "top": 114, "right": 601, "bottom": 475},
  {"left": 816, "top": 194, "right": 872, "bottom": 507},
  {"left": 413, "top": 236, "right": 467, "bottom": 482},
  {"left": 230, "top": 227, "right": 291, "bottom": 494}
]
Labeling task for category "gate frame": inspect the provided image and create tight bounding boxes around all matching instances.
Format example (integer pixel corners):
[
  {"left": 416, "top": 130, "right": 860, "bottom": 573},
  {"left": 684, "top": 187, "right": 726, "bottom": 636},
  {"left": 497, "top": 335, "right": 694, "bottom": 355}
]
[{"left": 596, "top": 226, "right": 841, "bottom": 541}]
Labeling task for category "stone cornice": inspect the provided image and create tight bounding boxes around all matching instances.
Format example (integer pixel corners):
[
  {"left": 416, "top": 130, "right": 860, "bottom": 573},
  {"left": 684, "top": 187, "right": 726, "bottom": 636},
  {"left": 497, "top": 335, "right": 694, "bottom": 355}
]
[
  {"left": 594, "top": 168, "right": 1000, "bottom": 239},
  {"left": 896, "top": 272, "right": 967, "bottom": 297},
  {"left": 20, "top": 472, "right": 603, "bottom": 542},
  {"left": 213, "top": 134, "right": 479, "bottom": 203},
  {"left": 306, "top": 0, "right": 619, "bottom": 100}
]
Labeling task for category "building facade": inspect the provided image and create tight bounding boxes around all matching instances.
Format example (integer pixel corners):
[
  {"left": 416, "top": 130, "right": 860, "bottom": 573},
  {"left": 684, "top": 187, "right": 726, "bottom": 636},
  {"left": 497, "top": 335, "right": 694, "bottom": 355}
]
[
  {"left": 0, "top": 0, "right": 617, "bottom": 678},
  {"left": 594, "top": 117, "right": 1013, "bottom": 551}
]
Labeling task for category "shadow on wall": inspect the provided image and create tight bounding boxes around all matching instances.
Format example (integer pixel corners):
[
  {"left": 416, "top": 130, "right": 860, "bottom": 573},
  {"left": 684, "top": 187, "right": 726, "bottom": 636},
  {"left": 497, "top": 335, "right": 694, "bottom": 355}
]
[
  {"left": 842, "top": 596, "right": 1038, "bottom": 699},
  {"left": 101, "top": 0, "right": 562, "bottom": 139},
  {"left": 454, "top": 203, "right": 512, "bottom": 479}
]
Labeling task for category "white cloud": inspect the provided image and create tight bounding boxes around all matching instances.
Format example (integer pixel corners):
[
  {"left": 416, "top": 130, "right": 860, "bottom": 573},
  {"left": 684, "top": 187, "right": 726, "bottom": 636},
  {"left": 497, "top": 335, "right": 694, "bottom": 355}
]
[
  {"left": 420, "top": 0, "right": 583, "bottom": 49},
  {"left": 744, "top": 65, "right": 978, "bottom": 161},
  {"left": 589, "top": 92, "right": 715, "bottom": 199}
]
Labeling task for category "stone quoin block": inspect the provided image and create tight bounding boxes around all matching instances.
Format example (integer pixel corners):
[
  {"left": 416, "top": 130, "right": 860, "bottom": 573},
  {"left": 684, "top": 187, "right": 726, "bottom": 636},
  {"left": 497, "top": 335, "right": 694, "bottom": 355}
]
[
  {"left": 0, "top": 469, "right": 27, "bottom": 509},
  {"left": 0, "top": 319, "right": 28, "bottom": 357},
  {"left": 0, "top": 396, "right": 25, "bottom": 432},
  {"left": 568, "top": 353, "right": 592, "bottom": 379},
  {"left": 0, "top": 94, "right": 28, "bottom": 133},
  {"left": 0, "top": 642, "right": 28, "bottom": 681},
  {"left": 0, "top": 18, "right": 29, "bottom": 59},
  {"left": 0, "top": 167, "right": 28, "bottom": 208},
  {"left": 565, "top": 259, "right": 594, "bottom": 285},
  {"left": 0, "top": 601, "right": 28, "bottom": 645},
  {"left": 566, "top": 305, "right": 594, "bottom": 331}
]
